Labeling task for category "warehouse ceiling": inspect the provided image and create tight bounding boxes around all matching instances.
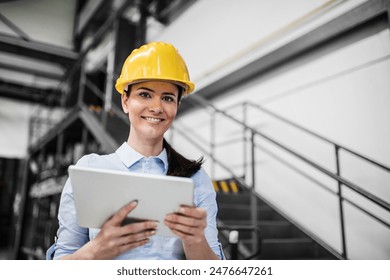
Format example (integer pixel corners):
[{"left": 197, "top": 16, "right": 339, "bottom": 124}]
[{"left": 0, "top": 0, "right": 195, "bottom": 106}]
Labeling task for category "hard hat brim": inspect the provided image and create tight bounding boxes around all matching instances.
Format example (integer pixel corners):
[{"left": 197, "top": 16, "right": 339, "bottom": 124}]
[{"left": 115, "top": 78, "right": 195, "bottom": 95}]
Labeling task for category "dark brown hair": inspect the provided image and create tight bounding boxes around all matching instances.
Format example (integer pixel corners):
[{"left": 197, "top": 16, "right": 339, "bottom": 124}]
[{"left": 163, "top": 138, "right": 203, "bottom": 177}]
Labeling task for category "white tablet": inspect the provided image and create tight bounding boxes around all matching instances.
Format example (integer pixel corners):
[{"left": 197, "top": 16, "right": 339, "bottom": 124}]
[{"left": 68, "top": 165, "right": 194, "bottom": 237}]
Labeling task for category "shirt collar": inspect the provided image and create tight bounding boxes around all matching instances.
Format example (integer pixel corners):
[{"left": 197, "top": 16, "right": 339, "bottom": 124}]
[{"left": 115, "top": 142, "right": 168, "bottom": 172}]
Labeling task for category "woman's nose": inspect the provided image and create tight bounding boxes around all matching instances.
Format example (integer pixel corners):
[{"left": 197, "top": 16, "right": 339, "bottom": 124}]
[{"left": 149, "top": 99, "right": 163, "bottom": 113}]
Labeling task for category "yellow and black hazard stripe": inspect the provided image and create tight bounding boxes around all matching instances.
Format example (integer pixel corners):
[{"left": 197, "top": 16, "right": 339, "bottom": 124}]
[{"left": 212, "top": 179, "right": 241, "bottom": 193}]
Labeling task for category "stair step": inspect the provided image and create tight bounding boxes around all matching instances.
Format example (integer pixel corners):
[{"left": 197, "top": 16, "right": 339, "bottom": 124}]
[
  {"left": 218, "top": 220, "right": 307, "bottom": 239},
  {"left": 213, "top": 179, "right": 244, "bottom": 193},
  {"left": 223, "top": 237, "right": 313, "bottom": 260},
  {"left": 217, "top": 192, "right": 258, "bottom": 205},
  {"left": 245, "top": 238, "right": 314, "bottom": 259},
  {"left": 214, "top": 186, "right": 338, "bottom": 260},
  {"left": 218, "top": 205, "right": 285, "bottom": 221},
  {"left": 240, "top": 238, "right": 336, "bottom": 260},
  {"left": 258, "top": 221, "right": 307, "bottom": 239}
]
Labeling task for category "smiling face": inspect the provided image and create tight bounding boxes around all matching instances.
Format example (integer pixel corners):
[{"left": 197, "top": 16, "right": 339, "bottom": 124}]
[{"left": 121, "top": 81, "right": 179, "bottom": 146}]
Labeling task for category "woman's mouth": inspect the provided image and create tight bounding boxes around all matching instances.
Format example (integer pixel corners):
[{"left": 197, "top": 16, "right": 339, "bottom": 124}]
[{"left": 142, "top": 116, "right": 164, "bottom": 123}]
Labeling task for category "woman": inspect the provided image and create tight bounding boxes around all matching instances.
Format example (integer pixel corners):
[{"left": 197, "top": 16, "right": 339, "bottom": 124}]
[{"left": 47, "top": 42, "right": 224, "bottom": 260}]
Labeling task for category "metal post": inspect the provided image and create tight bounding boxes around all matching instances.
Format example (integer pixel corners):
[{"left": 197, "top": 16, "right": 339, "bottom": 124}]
[
  {"left": 335, "top": 145, "right": 347, "bottom": 259},
  {"left": 102, "top": 45, "right": 116, "bottom": 129},
  {"left": 243, "top": 102, "right": 247, "bottom": 181},
  {"left": 251, "top": 131, "right": 256, "bottom": 190},
  {"left": 81, "top": 127, "right": 88, "bottom": 154},
  {"left": 56, "top": 132, "right": 64, "bottom": 172},
  {"left": 11, "top": 158, "right": 29, "bottom": 259},
  {"left": 229, "top": 230, "right": 239, "bottom": 260},
  {"left": 210, "top": 111, "right": 216, "bottom": 179},
  {"left": 78, "top": 64, "right": 86, "bottom": 107},
  {"left": 136, "top": 0, "right": 148, "bottom": 46},
  {"left": 250, "top": 131, "right": 258, "bottom": 250}
]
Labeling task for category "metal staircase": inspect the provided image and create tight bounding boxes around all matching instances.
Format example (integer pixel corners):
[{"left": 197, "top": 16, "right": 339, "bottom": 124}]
[
  {"left": 214, "top": 179, "right": 337, "bottom": 259},
  {"left": 171, "top": 94, "right": 390, "bottom": 260}
]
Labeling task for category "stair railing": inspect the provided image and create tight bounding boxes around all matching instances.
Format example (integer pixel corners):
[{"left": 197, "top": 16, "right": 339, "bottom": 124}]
[
  {"left": 242, "top": 101, "right": 390, "bottom": 259},
  {"left": 217, "top": 225, "right": 262, "bottom": 260},
  {"left": 172, "top": 120, "right": 262, "bottom": 259},
  {"left": 174, "top": 93, "right": 390, "bottom": 260}
]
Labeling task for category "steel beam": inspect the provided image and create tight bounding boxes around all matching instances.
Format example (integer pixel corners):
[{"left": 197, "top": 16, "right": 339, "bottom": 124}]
[{"left": 0, "top": 33, "right": 78, "bottom": 66}]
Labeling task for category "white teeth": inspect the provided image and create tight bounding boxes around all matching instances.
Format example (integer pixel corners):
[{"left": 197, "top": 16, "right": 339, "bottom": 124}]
[{"left": 144, "top": 117, "right": 162, "bottom": 123}]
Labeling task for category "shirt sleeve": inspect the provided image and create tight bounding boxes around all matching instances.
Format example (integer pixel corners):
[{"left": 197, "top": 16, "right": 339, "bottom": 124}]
[
  {"left": 192, "top": 168, "right": 226, "bottom": 260},
  {"left": 52, "top": 155, "right": 92, "bottom": 259}
]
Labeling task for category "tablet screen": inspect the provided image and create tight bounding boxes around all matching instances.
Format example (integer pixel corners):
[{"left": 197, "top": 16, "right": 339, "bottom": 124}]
[{"left": 68, "top": 165, "right": 194, "bottom": 237}]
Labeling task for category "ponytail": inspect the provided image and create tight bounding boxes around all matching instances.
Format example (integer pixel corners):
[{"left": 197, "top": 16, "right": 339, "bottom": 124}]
[{"left": 163, "top": 138, "right": 203, "bottom": 177}]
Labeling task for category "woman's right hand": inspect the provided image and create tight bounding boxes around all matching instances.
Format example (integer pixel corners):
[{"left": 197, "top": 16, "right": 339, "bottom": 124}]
[{"left": 61, "top": 200, "right": 158, "bottom": 260}]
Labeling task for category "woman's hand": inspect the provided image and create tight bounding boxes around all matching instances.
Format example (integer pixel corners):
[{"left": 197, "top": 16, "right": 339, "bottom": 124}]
[
  {"left": 164, "top": 206, "right": 207, "bottom": 245},
  {"left": 63, "top": 200, "right": 158, "bottom": 260},
  {"left": 164, "top": 206, "right": 219, "bottom": 259}
]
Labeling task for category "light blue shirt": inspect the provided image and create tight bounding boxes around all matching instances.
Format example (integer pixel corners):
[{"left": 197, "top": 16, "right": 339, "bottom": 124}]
[{"left": 49, "top": 142, "right": 224, "bottom": 260}]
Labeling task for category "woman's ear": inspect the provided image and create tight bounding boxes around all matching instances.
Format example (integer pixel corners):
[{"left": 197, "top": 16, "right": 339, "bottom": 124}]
[{"left": 121, "top": 93, "right": 129, "bottom": 114}]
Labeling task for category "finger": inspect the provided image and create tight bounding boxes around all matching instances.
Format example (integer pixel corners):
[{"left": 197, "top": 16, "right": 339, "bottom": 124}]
[
  {"left": 164, "top": 219, "right": 203, "bottom": 236},
  {"left": 106, "top": 200, "right": 138, "bottom": 226},
  {"left": 120, "top": 238, "right": 150, "bottom": 252},
  {"left": 119, "top": 220, "right": 158, "bottom": 236},
  {"left": 168, "top": 228, "right": 189, "bottom": 239},
  {"left": 168, "top": 228, "right": 204, "bottom": 244},
  {"left": 178, "top": 206, "right": 207, "bottom": 219},
  {"left": 117, "top": 229, "right": 156, "bottom": 246},
  {"left": 165, "top": 213, "right": 200, "bottom": 228}
]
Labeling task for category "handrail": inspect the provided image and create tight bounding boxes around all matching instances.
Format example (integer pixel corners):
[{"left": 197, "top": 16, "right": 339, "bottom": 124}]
[
  {"left": 217, "top": 225, "right": 262, "bottom": 260},
  {"left": 221, "top": 100, "right": 390, "bottom": 173},
  {"left": 244, "top": 101, "right": 390, "bottom": 173},
  {"left": 172, "top": 121, "right": 249, "bottom": 189},
  {"left": 188, "top": 94, "right": 390, "bottom": 212},
  {"left": 181, "top": 93, "right": 390, "bottom": 259},
  {"left": 172, "top": 122, "right": 262, "bottom": 259},
  {"left": 173, "top": 112, "right": 342, "bottom": 259},
  {"left": 255, "top": 142, "right": 390, "bottom": 229}
]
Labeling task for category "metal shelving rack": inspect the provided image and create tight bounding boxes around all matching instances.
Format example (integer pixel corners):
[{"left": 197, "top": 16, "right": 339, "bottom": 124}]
[{"left": 11, "top": 0, "right": 195, "bottom": 260}]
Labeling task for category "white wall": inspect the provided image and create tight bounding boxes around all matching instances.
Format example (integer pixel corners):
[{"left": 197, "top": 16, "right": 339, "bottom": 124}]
[
  {"left": 0, "top": 98, "right": 34, "bottom": 158},
  {"left": 160, "top": 0, "right": 390, "bottom": 259},
  {"left": 151, "top": 0, "right": 368, "bottom": 90},
  {"left": 0, "top": 0, "right": 76, "bottom": 49}
]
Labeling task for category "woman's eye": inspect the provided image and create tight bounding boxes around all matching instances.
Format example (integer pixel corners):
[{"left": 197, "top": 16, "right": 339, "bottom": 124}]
[
  {"left": 138, "top": 92, "right": 151, "bottom": 98},
  {"left": 162, "top": 96, "right": 175, "bottom": 102}
]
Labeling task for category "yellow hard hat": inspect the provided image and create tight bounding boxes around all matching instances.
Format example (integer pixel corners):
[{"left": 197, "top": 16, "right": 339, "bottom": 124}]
[{"left": 115, "top": 41, "right": 195, "bottom": 95}]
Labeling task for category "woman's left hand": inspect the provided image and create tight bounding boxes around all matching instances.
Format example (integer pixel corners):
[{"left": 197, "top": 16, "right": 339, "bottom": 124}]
[
  {"left": 164, "top": 206, "right": 220, "bottom": 260},
  {"left": 164, "top": 206, "right": 207, "bottom": 245}
]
